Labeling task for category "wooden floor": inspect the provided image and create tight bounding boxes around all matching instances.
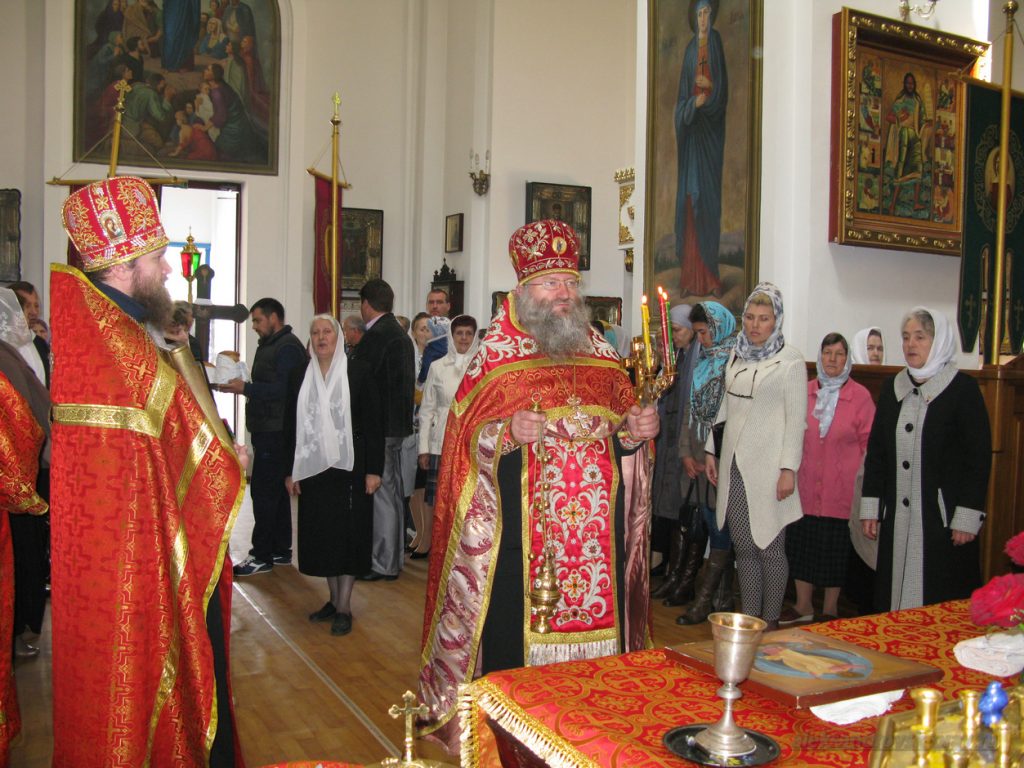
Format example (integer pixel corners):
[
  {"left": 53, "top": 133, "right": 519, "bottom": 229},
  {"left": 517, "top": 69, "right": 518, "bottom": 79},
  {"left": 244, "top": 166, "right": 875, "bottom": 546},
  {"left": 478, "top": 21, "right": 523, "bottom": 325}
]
[{"left": 9, "top": 497, "right": 713, "bottom": 766}]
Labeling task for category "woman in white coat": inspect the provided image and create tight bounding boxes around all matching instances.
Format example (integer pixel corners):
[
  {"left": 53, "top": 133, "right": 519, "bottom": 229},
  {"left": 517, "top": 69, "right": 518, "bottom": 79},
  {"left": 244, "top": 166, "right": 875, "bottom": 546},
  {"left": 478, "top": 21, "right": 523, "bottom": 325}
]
[
  {"left": 414, "top": 314, "right": 478, "bottom": 558},
  {"left": 706, "top": 283, "right": 806, "bottom": 630}
]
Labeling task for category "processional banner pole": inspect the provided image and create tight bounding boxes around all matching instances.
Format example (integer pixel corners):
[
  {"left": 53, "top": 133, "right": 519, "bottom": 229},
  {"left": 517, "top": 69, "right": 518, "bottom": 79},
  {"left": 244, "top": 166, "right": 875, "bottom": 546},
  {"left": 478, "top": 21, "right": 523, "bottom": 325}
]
[
  {"left": 330, "top": 93, "right": 341, "bottom": 320},
  {"left": 987, "top": 0, "right": 1018, "bottom": 365}
]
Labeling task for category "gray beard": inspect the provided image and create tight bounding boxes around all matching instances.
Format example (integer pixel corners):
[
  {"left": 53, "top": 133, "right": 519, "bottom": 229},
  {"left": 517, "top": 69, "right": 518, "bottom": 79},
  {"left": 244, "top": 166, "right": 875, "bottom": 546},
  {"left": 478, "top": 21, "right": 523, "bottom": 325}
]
[{"left": 517, "top": 290, "right": 592, "bottom": 361}]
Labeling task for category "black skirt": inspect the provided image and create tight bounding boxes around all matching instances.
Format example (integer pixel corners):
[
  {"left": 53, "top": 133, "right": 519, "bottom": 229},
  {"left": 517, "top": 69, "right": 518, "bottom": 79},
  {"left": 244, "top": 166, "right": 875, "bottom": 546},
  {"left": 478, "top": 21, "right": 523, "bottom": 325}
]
[
  {"left": 785, "top": 515, "right": 850, "bottom": 587},
  {"left": 297, "top": 467, "right": 373, "bottom": 577}
]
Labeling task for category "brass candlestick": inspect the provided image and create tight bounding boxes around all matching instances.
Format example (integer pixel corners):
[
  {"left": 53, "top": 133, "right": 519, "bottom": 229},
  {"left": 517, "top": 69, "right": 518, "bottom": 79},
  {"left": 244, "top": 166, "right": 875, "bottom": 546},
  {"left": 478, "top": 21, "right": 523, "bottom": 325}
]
[{"left": 624, "top": 334, "right": 676, "bottom": 407}]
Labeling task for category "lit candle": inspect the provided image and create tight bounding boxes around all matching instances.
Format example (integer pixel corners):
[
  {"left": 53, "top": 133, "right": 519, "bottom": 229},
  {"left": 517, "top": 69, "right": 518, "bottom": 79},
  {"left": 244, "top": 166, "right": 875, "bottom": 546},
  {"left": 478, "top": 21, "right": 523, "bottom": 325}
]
[
  {"left": 641, "top": 294, "right": 652, "bottom": 370},
  {"left": 657, "top": 287, "right": 671, "bottom": 366}
]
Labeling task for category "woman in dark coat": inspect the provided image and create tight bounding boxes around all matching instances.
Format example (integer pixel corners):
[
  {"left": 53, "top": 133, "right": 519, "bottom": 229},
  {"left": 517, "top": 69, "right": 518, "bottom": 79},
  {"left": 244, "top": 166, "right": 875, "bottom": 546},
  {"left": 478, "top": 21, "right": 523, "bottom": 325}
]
[
  {"left": 860, "top": 307, "right": 991, "bottom": 611},
  {"left": 285, "top": 315, "right": 384, "bottom": 636}
]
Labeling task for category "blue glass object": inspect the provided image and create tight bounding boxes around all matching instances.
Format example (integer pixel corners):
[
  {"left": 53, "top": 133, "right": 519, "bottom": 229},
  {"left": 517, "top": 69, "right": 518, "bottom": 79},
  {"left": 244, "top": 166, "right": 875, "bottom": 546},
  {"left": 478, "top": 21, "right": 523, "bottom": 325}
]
[{"left": 978, "top": 681, "right": 1008, "bottom": 727}]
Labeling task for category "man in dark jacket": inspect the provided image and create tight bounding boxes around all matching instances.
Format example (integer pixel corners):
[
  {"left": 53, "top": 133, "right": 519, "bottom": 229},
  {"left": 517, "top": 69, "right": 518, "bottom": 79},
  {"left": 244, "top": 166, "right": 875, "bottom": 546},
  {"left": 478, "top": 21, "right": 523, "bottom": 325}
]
[
  {"left": 351, "top": 279, "right": 414, "bottom": 580},
  {"left": 223, "top": 297, "right": 307, "bottom": 575}
]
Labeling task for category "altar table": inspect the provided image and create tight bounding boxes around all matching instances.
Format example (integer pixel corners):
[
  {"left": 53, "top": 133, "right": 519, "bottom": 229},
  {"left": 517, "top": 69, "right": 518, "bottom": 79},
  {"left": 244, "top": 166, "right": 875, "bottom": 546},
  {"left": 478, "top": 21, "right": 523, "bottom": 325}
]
[{"left": 462, "top": 601, "right": 1016, "bottom": 767}]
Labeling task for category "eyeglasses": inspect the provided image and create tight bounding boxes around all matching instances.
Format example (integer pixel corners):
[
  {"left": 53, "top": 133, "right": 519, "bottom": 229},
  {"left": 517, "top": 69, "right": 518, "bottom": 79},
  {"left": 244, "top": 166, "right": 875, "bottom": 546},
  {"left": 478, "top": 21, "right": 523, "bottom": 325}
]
[
  {"left": 726, "top": 365, "right": 758, "bottom": 400},
  {"left": 533, "top": 278, "right": 580, "bottom": 291}
]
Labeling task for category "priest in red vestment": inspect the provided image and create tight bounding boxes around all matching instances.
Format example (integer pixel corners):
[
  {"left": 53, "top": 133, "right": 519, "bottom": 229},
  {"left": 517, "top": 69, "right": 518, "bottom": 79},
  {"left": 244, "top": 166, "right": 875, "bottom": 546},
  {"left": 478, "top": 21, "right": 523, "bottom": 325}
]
[
  {"left": 51, "top": 176, "right": 246, "bottom": 767},
  {"left": 0, "top": 370, "right": 47, "bottom": 767},
  {"left": 417, "top": 219, "right": 659, "bottom": 750}
]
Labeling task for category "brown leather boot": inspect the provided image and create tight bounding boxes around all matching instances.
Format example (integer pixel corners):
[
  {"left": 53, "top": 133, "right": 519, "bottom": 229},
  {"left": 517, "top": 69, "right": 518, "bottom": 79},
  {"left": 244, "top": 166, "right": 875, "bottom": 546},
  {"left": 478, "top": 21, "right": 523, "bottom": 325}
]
[
  {"left": 651, "top": 521, "right": 687, "bottom": 598},
  {"left": 675, "top": 548, "right": 731, "bottom": 624}
]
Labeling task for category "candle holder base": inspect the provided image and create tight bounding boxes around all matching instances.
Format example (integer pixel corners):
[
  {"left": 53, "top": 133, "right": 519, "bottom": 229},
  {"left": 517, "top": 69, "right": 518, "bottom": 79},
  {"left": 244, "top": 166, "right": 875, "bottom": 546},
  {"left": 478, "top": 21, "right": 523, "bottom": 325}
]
[{"left": 663, "top": 725, "right": 780, "bottom": 766}]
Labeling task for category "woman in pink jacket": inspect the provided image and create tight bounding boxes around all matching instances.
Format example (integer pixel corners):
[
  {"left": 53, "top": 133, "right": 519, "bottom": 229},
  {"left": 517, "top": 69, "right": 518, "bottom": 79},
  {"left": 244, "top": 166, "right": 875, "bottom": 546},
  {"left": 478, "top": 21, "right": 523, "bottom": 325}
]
[{"left": 784, "top": 332, "right": 875, "bottom": 623}]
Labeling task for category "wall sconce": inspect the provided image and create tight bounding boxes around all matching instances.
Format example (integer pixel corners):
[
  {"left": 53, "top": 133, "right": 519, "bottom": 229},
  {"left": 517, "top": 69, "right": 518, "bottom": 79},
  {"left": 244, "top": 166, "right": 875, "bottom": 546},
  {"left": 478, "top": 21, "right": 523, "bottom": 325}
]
[
  {"left": 469, "top": 149, "right": 490, "bottom": 196},
  {"left": 898, "top": 0, "right": 938, "bottom": 22}
]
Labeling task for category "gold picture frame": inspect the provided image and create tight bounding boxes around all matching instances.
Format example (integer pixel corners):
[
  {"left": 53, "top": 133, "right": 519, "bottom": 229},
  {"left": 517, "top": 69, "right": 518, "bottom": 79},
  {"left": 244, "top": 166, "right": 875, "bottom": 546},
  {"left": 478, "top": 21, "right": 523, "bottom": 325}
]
[{"left": 828, "top": 7, "right": 988, "bottom": 255}]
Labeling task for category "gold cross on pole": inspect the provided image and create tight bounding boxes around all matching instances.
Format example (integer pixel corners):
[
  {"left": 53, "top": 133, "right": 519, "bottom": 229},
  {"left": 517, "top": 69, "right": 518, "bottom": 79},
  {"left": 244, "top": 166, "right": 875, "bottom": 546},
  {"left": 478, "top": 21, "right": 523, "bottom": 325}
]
[{"left": 388, "top": 690, "right": 428, "bottom": 763}]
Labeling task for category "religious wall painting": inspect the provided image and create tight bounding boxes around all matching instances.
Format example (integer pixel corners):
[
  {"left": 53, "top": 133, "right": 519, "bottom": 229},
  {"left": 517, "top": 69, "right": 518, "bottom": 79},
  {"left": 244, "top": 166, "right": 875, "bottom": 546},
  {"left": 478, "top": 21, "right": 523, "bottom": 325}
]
[
  {"left": 829, "top": 8, "right": 987, "bottom": 255},
  {"left": 339, "top": 208, "right": 383, "bottom": 291},
  {"left": 74, "top": 0, "right": 281, "bottom": 175},
  {"left": 525, "top": 182, "right": 592, "bottom": 270},
  {"left": 644, "top": 0, "right": 763, "bottom": 318},
  {"left": 0, "top": 190, "right": 22, "bottom": 282}
]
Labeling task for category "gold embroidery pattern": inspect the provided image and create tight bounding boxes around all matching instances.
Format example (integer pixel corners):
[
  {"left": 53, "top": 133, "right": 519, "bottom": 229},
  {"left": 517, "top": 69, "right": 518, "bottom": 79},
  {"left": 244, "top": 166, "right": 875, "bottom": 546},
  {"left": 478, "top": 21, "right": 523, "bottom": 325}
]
[{"left": 176, "top": 423, "right": 214, "bottom": 506}]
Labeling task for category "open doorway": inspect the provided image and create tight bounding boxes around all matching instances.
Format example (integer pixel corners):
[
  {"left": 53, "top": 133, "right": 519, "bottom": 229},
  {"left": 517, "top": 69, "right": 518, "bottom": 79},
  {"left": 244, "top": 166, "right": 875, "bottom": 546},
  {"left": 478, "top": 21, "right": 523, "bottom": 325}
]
[{"left": 160, "top": 181, "right": 243, "bottom": 435}]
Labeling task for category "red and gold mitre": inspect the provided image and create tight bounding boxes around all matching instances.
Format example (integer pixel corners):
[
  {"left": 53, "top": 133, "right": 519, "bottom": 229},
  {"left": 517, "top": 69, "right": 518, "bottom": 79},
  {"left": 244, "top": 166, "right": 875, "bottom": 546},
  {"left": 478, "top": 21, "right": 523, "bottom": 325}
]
[
  {"left": 61, "top": 176, "right": 169, "bottom": 272},
  {"left": 508, "top": 219, "right": 580, "bottom": 285}
]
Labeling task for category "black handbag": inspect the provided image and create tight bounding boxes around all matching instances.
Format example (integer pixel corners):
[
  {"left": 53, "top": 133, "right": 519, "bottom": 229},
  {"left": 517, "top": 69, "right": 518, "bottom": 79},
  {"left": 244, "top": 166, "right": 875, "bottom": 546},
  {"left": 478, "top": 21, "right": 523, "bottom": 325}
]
[{"left": 680, "top": 478, "right": 706, "bottom": 535}]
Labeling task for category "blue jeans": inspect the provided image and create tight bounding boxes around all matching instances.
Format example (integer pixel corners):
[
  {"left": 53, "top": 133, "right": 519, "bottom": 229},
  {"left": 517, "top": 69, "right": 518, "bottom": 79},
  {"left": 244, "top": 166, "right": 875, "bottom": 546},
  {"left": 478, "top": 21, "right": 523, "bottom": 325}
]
[{"left": 702, "top": 504, "right": 731, "bottom": 550}]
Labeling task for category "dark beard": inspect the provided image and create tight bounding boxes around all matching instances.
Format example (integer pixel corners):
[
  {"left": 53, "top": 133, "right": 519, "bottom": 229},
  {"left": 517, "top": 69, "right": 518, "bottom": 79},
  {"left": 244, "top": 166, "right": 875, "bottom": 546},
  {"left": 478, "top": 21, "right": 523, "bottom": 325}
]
[
  {"left": 131, "top": 266, "right": 174, "bottom": 328},
  {"left": 517, "top": 289, "right": 592, "bottom": 360}
]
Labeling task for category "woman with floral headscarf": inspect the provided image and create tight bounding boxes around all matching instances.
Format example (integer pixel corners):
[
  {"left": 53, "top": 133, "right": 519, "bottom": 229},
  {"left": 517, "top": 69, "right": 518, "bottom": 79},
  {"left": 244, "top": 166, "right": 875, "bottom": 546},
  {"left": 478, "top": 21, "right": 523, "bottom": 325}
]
[
  {"left": 705, "top": 283, "right": 806, "bottom": 630},
  {"left": 782, "top": 333, "right": 875, "bottom": 624},
  {"left": 860, "top": 308, "right": 990, "bottom": 611},
  {"left": 675, "top": 301, "right": 737, "bottom": 625}
]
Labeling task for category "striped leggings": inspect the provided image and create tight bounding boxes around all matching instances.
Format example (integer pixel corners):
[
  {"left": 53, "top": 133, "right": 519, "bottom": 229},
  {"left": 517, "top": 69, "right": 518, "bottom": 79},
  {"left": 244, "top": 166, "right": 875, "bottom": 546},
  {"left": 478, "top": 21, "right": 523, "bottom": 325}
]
[{"left": 726, "top": 459, "right": 788, "bottom": 622}]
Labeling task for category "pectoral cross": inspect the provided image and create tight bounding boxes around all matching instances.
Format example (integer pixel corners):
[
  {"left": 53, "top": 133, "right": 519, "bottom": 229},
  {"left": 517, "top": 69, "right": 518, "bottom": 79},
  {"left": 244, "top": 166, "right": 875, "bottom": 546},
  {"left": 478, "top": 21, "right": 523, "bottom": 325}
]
[
  {"left": 388, "top": 690, "right": 428, "bottom": 764},
  {"left": 565, "top": 394, "right": 593, "bottom": 438}
]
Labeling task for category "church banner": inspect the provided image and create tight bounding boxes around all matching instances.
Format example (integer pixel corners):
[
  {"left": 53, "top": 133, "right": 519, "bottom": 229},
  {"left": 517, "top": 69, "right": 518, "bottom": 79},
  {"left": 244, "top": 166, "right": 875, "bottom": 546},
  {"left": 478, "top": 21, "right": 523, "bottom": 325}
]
[
  {"left": 961, "top": 80, "right": 1024, "bottom": 354},
  {"left": 312, "top": 174, "right": 343, "bottom": 316}
]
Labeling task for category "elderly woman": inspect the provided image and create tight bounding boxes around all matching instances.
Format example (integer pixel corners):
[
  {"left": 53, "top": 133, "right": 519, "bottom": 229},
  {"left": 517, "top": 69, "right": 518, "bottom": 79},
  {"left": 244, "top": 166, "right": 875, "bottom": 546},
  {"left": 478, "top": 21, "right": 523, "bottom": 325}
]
[
  {"left": 782, "top": 333, "right": 875, "bottom": 624},
  {"left": 706, "top": 283, "right": 806, "bottom": 630},
  {"left": 284, "top": 315, "right": 384, "bottom": 636},
  {"left": 860, "top": 308, "right": 990, "bottom": 610},
  {"left": 851, "top": 327, "right": 885, "bottom": 365},
  {"left": 416, "top": 315, "right": 478, "bottom": 558}
]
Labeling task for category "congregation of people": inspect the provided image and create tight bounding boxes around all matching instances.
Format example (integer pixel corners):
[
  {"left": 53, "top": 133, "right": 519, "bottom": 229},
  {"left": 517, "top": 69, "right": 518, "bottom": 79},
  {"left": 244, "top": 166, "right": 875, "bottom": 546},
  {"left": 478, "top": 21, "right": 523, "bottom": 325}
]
[
  {"left": 650, "top": 288, "right": 991, "bottom": 634},
  {"left": 0, "top": 178, "right": 994, "bottom": 763}
]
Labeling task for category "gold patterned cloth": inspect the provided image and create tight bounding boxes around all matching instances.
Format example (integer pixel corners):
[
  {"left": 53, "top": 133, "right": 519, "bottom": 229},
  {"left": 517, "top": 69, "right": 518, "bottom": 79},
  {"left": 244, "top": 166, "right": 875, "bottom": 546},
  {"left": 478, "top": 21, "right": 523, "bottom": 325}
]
[
  {"left": 463, "top": 600, "right": 1012, "bottom": 768},
  {"left": 49, "top": 264, "right": 244, "bottom": 767}
]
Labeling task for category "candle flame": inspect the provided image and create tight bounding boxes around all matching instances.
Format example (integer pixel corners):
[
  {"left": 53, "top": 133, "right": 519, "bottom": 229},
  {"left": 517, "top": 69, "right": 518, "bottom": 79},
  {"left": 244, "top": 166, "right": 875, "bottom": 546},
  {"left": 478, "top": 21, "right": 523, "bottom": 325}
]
[{"left": 641, "top": 294, "right": 648, "bottom": 304}]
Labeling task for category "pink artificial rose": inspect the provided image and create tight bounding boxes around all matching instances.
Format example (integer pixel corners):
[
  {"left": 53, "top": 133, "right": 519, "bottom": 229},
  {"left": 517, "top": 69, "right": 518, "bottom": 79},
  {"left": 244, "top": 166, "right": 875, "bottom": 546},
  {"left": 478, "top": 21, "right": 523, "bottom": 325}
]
[
  {"left": 1005, "top": 531, "right": 1024, "bottom": 567},
  {"left": 970, "top": 573, "right": 1024, "bottom": 629}
]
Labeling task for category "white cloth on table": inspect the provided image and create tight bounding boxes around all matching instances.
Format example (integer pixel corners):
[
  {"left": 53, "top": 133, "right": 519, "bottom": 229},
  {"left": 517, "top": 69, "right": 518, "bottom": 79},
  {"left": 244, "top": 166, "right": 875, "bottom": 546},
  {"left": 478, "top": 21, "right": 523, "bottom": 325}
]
[
  {"left": 954, "top": 630, "right": 1024, "bottom": 678},
  {"left": 810, "top": 689, "right": 904, "bottom": 725}
]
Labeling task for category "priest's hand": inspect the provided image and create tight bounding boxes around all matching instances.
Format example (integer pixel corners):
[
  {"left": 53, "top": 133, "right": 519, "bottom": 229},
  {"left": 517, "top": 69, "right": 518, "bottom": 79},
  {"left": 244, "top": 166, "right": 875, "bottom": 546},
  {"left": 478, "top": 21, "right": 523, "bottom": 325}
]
[
  {"left": 625, "top": 404, "right": 659, "bottom": 441},
  {"left": 510, "top": 409, "right": 546, "bottom": 444},
  {"left": 285, "top": 476, "right": 300, "bottom": 497},
  {"left": 366, "top": 474, "right": 382, "bottom": 495}
]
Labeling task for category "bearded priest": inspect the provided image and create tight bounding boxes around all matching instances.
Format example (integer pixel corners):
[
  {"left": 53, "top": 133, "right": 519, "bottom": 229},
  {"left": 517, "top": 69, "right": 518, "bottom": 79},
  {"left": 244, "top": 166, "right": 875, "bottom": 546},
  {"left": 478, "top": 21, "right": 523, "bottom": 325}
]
[
  {"left": 51, "top": 176, "right": 246, "bottom": 767},
  {"left": 417, "top": 219, "right": 660, "bottom": 751}
]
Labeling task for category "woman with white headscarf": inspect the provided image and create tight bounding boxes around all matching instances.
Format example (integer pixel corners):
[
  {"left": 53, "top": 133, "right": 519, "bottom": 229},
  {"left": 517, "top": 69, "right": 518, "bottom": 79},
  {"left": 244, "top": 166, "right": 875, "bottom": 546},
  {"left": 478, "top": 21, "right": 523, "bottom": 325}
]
[
  {"left": 860, "top": 308, "right": 990, "bottom": 611},
  {"left": 705, "top": 283, "right": 807, "bottom": 630},
  {"left": 284, "top": 314, "right": 384, "bottom": 636},
  {"left": 784, "top": 333, "right": 874, "bottom": 624},
  {"left": 0, "top": 289, "right": 45, "bottom": 385},
  {"left": 850, "top": 327, "right": 885, "bottom": 365}
]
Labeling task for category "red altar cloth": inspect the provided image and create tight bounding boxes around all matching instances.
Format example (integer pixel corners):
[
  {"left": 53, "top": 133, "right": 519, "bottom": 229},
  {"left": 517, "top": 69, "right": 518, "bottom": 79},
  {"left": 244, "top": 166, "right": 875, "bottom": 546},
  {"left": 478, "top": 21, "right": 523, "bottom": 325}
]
[{"left": 464, "top": 600, "right": 1016, "bottom": 767}]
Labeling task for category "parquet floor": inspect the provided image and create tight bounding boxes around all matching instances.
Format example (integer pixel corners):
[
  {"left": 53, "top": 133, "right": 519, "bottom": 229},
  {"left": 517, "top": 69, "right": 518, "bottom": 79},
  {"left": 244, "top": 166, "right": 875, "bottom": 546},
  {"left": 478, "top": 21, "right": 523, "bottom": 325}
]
[{"left": 9, "top": 497, "right": 713, "bottom": 766}]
